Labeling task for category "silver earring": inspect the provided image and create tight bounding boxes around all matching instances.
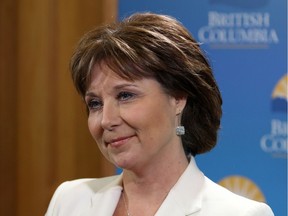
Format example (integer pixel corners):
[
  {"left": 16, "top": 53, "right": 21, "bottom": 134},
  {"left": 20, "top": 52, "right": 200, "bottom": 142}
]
[{"left": 176, "top": 126, "right": 185, "bottom": 136}]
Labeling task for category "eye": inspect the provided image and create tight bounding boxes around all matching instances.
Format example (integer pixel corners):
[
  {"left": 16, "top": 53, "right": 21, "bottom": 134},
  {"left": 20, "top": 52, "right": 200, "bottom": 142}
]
[
  {"left": 86, "top": 98, "right": 102, "bottom": 111},
  {"left": 117, "top": 91, "right": 135, "bottom": 101}
]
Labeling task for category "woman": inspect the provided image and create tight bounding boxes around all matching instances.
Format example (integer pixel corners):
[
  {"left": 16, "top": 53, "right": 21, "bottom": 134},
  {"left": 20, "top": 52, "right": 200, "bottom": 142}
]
[{"left": 46, "top": 12, "right": 274, "bottom": 216}]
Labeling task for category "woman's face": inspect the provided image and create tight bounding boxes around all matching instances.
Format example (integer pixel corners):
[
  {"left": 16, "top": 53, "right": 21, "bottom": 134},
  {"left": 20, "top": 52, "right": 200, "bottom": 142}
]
[{"left": 85, "top": 62, "right": 186, "bottom": 171}]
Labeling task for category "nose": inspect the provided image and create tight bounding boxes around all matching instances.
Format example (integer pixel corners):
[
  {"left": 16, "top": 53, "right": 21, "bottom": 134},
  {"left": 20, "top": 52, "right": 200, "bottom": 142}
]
[{"left": 100, "top": 100, "right": 121, "bottom": 130}]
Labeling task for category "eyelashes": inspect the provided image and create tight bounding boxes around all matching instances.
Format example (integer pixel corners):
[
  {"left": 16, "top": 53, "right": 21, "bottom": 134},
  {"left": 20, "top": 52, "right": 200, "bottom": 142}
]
[
  {"left": 116, "top": 91, "right": 135, "bottom": 101},
  {"left": 86, "top": 91, "right": 137, "bottom": 112},
  {"left": 86, "top": 98, "right": 102, "bottom": 111}
]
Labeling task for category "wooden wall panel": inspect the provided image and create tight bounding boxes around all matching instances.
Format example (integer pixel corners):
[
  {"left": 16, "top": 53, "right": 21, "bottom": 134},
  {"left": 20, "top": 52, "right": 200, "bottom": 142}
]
[
  {"left": 0, "top": 0, "right": 117, "bottom": 215},
  {"left": 17, "top": 0, "right": 58, "bottom": 214},
  {"left": 0, "top": 0, "right": 18, "bottom": 215}
]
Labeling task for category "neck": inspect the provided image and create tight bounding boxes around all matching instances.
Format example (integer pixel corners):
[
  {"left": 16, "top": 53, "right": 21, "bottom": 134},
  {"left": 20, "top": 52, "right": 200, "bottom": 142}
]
[
  {"left": 120, "top": 156, "right": 189, "bottom": 216},
  {"left": 122, "top": 154, "right": 189, "bottom": 196}
]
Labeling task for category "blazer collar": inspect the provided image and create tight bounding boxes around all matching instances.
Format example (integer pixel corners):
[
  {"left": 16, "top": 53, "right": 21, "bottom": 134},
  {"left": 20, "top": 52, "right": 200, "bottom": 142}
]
[
  {"left": 84, "top": 157, "right": 204, "bottom": 216},
  {"left": 155, "top": 157, "right": 204, "bottom": 215},
  {"left": 83, "top": 175, "right": 123, "bottom": 216}
]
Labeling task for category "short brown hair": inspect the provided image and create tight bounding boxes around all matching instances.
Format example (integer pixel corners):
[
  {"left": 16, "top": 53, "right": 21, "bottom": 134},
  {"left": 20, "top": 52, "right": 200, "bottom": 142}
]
[{"left": 70, "top": 12, "right": 222, "bottom": 156}]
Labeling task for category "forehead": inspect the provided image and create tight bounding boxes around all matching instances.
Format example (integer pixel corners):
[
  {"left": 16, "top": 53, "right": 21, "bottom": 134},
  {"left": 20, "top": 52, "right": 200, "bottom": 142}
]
[
  {"left": 86, "top": 61, "right": 172, "bottom": 97},
  {"left": 86, "top": 62, "right": 168, "bottom": 96},
  {"left": 90, "top": 62, "right": 118, "bottom": 80},
  {"left": 89, "top": 60, "right": 138, "bottom": 83},
  {"left": 87, "top": 63, "right": 122, "bottom": 90}
]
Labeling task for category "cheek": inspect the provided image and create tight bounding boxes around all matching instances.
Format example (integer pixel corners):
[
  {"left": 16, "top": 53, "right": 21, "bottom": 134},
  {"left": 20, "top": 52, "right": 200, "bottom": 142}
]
[
  {"left": 87, "top": 115, "right": 102, "bottom": 141},
  {"left": 122, "top": 104, "right": 174, "bottom": 135},
  {"left": 121, "top": 107, "right": 147, "bottom": 128},
  {"left": 88, "top": 115, "right": 109, "bottom": 157}
]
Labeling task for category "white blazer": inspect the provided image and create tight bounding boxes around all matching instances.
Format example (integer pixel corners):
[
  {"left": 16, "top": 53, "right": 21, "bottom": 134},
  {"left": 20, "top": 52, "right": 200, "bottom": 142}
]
[{"left": 45, "top": 158, "right": 274, "bottom": 216}]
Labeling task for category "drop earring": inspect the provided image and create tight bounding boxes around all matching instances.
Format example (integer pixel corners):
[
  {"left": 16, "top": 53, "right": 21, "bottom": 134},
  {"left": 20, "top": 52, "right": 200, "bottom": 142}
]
[
  {"left": 176, "top": 126, "right": 185, "bottom": 136},
  {"left": 176, "top": 109, "right": 185, "bottom": 136}
]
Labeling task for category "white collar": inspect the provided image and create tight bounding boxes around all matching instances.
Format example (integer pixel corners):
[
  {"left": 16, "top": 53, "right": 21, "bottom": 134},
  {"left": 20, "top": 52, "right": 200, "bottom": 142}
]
[
  {"left": 84, "top": 157, "right": 204, "bottom": 216},
  {"left": 155, "top": 157, "right": 204, "bottom": 215}
]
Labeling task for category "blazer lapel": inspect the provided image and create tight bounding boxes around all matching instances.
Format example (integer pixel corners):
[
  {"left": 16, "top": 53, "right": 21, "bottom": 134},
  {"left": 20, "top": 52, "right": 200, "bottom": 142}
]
[
  {"left": 81, "top": 158, "right": 204, "bottom": 216},
  {"left": 155, "top": 157, "right": 204, "bottom": 216},
  {"left": 82, "top": 175, "right": 123, "bottom": 216}
]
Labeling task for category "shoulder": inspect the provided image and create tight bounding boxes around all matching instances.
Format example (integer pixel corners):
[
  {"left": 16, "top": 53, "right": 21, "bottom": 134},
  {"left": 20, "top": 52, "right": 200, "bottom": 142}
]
[
  {"left": 53, "top": 175, "right": 120, "bottom": 197},
  {"left": 45, "top": 175, "right": 121, "bottom": 216},
  {"left": 201, "top": 177, "right": 274, "bottom": 216}
]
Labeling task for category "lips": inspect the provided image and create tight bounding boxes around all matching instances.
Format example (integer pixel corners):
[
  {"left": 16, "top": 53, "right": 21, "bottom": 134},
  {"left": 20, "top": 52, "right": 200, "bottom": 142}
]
[{"left": 105, "top": 135, "right": 134, "bottom": 148}]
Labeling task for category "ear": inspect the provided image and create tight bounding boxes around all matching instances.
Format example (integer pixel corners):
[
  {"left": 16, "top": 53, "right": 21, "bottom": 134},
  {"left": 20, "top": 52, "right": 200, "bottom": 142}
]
[{"left": 175, "top": 95, "right": 187, "bottom": 115}]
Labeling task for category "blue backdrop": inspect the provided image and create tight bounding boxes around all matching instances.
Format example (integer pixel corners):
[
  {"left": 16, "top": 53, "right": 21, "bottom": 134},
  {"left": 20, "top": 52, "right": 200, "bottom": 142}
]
[{"left": 118, "top": 1, "right": 287, "bottom": 215}]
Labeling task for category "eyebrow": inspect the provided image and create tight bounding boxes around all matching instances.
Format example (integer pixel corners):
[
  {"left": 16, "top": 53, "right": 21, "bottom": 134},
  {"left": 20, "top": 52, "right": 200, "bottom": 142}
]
[
  {"left": 85, "top": 83, "right": 138, "bottom": 97},
  {"left": 114, "top": 83, "right": 138, "bottom": 90}
]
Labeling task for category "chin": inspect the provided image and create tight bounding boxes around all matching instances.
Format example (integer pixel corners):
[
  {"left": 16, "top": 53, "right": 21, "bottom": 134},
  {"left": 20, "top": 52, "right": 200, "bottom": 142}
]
[
  {"left": 116, "top": 160, "right": 132, "bottom": 169},
  {"left": 110, "top": 156, "right": 133, "bottom": 170}
]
